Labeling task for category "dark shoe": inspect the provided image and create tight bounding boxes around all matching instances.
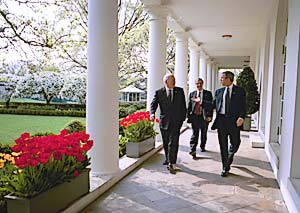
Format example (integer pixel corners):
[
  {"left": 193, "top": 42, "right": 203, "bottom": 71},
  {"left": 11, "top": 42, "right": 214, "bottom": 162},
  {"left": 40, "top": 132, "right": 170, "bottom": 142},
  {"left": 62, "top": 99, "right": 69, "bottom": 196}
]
[
  {"left": 221, "top": 170, "right": 229, "bottom": 177},
  {"left": 163, "top": 160, "right": 169, "bottom": 165},
  {"left": 229, "top": 144, "right": 234, "bottom": 153},
  {"left": 189, "top": 150, "right": 196, "bottom": 158},
  {"left": 200, "top": 145, "right": 206, "bottom": 152},
  {"left": 168, "top": 164, "right": 176, "bottom": 174}
]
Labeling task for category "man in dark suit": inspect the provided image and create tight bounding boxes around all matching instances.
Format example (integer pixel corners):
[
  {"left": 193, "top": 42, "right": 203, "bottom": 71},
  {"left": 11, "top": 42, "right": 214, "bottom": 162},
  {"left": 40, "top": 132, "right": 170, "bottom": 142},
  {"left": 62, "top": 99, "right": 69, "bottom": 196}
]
[
  {"left": 150, "top": 73, "right": 187, "bottom": 174},
  {"left": 212, "top": 71, "right": 246, "bottom": 177},
  {"left": 187, "top": 78, "right": 213, "bottom": 158}
]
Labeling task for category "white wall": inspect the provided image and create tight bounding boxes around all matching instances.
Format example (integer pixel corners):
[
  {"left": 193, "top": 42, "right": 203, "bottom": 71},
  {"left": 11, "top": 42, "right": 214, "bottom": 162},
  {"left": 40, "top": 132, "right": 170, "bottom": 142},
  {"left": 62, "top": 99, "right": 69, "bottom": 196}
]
[
  {"left": 264, "top": 0, "right": 287, "bottom": 145},
  {"left": 279, "top": 0, "right": 300, "bottom": 183},
  {"left": 264, "top": 0, "right": 300, "bottom": 211}
]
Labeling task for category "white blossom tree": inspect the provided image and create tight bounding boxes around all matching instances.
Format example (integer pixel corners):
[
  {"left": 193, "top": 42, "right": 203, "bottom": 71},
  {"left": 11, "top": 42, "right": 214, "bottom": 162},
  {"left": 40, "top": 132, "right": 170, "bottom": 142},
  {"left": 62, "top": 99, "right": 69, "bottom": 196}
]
[
  {"left": 0, "top": 74, "right": 19, "bottom": 108},
  {"left": 60, "top": 74, "right": 86, "bottom": 104},
  {"left": 15, "top": 71, "right": 64, "bottom": 104},
  {"left": 38, "top": 71, "right": 65, "bottom": 104}
]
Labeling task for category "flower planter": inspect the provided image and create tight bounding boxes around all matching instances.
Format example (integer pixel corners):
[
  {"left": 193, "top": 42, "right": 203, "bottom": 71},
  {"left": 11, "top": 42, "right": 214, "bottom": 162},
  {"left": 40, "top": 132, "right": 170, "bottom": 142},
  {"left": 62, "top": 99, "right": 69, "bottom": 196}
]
[
  {"left": 126, "top": 136, "right": 155, "bottom": 158},
  {"left": 243, "top": 116, "right": 251, "bottom": 131},
  {"left": 4, "top": 169, "right": 90, "bottom": 213}
]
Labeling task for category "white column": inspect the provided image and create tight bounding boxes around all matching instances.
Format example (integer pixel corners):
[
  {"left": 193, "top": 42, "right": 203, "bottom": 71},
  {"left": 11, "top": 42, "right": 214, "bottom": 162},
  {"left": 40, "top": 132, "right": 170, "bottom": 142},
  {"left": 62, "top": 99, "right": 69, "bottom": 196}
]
[
  {"left": 146, "top": 7, "right": 168, "bottom": 110},
  {"left": 174, "top": 32, "right": 188, "bottom": 98},
  {"left": 87, "top": 0, "right": 119, "bottom": 175},
  {"left": 250, "top": 53, "right": 256, "bottom": 71},
  {"left": 255, "top": 43, "right": 261, "bottom": 80},
  {"left": 206, "top": 62, "right": 212, "bottom": 91},
  {"left": 199, "top": 54, "right": 207, "bottom": 89},
  {"left": 211, "top": 63, "right": 216, "bottom": 93},
  {"left": 216, "top": 64, "right": 221, "bottom": 89},
  {"left": 258, "top": 24, "right": 270, "bottom": 135},
  {"left": 189, "top": 46, "right": 200, "bottom": 93}
]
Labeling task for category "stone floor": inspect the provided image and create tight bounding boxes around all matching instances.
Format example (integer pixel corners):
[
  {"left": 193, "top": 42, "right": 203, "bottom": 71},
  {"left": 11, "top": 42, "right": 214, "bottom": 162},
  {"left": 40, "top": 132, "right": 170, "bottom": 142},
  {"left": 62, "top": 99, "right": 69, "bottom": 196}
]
[{"left": 82, "top": 127, "right": 288, "bottom": 213}]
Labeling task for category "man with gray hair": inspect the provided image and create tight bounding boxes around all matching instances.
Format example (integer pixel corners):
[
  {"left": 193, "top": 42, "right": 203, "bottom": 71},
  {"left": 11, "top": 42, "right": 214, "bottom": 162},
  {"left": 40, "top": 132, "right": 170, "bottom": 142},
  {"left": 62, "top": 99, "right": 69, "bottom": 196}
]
[{"left": 150, "top": 73, "right": 187, "bottom": 174}]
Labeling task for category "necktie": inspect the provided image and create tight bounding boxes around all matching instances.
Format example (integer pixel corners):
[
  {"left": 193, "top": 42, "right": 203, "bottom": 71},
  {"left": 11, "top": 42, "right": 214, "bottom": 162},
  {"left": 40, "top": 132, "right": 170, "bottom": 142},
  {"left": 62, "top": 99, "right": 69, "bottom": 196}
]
[
  {"left": 194, "top": 92, "right": 201, "bottom": 115},
  {"left": 168, "top": 90, "right": 172, "bottom": 102},
  {"left": 225, "top": 87, "right": 230, "bottom": 115}
]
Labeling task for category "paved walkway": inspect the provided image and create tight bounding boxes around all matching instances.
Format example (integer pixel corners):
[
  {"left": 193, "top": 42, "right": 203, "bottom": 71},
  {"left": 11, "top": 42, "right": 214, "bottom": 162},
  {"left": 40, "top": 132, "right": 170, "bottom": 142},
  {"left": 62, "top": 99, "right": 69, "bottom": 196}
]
[{"left": 82, "top": 128, "right": 288, "bottom": 212}]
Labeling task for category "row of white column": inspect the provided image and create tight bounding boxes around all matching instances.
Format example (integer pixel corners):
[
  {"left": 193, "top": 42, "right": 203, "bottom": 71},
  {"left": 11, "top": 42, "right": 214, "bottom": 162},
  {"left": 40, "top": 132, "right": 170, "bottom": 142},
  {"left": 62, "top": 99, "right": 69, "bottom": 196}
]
[
  {"left": 87, "top": 1, "right": 219, "bottom": 175},
  {"left": 146, "top": 7, "right": 218, "bottom": 109}
]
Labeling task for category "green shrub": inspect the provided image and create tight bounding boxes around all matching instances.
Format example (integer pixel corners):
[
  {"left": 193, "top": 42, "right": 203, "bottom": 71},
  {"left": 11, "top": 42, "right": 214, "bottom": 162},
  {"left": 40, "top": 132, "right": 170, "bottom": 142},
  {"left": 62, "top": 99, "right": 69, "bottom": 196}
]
[
  {"left": 32, "top": 132, "right": 55, "bottom": 137},
  {"left": 0, "top": 143, "right": 12, "bottom": 153},
  {"left": 0, "top": 144, "right": 12, "bottom": 211},
  {"left": 0, "top": 108, "right": 86, "bottom": 117},
  {"left": 119, "top": 102, "right": 146, "bottom": 118},
  {"left": 236, "top": 67, "right": 260, "bottom": 115},
  {"left": 119, "top": 136, "right": 128, "bottom": 157},
  {"left": 63, "top": 120, "right": 86, "bottom": 133}
]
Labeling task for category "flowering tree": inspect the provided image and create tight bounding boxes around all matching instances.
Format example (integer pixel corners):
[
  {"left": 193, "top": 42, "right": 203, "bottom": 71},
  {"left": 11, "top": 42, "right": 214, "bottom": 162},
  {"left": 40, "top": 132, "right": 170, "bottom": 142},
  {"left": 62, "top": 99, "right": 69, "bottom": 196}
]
[
  {"left": 38, "top": 72, "right": 64, "bottom": 104},
  {"left": 60, "top": 74, "right": 86, "bottom": 104},
  {"left": 0, "top": 74, "right": 19, "bottom": 108},
  {"left": 1, "top": 0, "right": 176, "bottom": 90},
  {"left": 15, "top": 71, "right": 64, "bottom": 104}
]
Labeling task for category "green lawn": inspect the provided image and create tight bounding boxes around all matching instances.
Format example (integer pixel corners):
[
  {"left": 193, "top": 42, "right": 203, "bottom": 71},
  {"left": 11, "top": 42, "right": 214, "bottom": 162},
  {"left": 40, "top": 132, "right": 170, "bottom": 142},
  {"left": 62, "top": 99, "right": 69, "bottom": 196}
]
[
  {"left": 0, "top": 114, "right": 86, "bottom": 145},
  {"left": 0, "top": 98, "right": 46, "bottom": 103}
]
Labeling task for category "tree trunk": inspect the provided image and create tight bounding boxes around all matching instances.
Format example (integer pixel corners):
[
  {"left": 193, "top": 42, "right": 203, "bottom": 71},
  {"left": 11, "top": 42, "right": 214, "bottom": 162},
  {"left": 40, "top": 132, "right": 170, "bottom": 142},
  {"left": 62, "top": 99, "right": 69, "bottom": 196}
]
[{"left": 5, "top": 98, "right": 10, "bottom": 108}]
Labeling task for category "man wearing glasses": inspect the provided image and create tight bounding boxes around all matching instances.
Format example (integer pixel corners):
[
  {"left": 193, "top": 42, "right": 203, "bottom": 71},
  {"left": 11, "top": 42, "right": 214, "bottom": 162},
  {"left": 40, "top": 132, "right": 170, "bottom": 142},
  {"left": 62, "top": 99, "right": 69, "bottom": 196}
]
[{"left": 187, "top": 78, "right": 213, "bottom": 158}]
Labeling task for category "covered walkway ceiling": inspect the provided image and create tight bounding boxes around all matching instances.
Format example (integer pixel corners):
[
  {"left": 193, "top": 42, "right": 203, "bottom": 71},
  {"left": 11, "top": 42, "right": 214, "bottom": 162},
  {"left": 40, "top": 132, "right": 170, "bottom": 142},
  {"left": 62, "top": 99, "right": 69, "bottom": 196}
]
[{"left": 144, "top": 0, "right": 275, "bottom": 68}]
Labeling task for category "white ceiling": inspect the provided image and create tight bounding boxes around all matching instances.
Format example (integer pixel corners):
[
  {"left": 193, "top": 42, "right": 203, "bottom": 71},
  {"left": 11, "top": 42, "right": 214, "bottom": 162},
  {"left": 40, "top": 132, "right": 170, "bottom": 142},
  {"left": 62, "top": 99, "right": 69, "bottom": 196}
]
[{"left": 144, "top": 0, "right": 275, "bottom": 68}]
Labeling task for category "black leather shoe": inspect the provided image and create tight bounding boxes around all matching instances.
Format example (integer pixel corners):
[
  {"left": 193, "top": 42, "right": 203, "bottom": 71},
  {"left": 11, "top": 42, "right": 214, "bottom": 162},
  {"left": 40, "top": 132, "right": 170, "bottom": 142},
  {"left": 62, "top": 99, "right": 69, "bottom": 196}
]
[
  {"left": 163, "top": 160, "right": 169, "bottom": 165},
  {"left": 229, "top": 144, "right": 234, "bottom": 153},
  {"left": 200, "top": 145, "right": 206, "bottom": 152},
  {"left": 221, "top": 170, "right": 229, "bottom": 177},
  {"left": 189, "top": 150, "right": 196, "bottom": 158},
  {"left": 168, "top": 164, "right": 176, "bottom": 174}
]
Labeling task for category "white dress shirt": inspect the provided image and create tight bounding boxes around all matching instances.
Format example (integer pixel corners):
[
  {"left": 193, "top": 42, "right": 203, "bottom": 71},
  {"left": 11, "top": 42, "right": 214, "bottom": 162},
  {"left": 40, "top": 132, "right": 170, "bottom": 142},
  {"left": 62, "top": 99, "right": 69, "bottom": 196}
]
[{"left": 220, "top": 84, "right": 233, "bottom": 114}]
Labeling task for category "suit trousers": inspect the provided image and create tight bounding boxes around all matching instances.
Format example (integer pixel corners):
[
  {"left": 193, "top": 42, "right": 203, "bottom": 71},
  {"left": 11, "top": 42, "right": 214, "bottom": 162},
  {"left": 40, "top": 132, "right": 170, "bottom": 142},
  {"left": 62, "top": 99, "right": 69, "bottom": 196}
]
[
  {"left": 190, "top": 114, "right": 208, "bottom": 152},
  {"left": 216, "top": 115, "right": 241, "bottom": 171},
  {"left": 160, "top": 123, "right": 181, "bottom": 164}
]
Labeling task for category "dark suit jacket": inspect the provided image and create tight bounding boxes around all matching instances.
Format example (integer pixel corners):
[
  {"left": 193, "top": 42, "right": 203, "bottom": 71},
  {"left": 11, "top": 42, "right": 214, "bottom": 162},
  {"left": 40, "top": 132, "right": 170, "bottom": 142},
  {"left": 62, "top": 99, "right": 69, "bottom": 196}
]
[
  {"left": 211, "top": 85, "right": 246, "bottom": 130},
  {"left": 150, "top": 87, "right": 187, "bottom": 130},
  {"left": 187, "top": 89, "right": 213, "bottom": 121}
]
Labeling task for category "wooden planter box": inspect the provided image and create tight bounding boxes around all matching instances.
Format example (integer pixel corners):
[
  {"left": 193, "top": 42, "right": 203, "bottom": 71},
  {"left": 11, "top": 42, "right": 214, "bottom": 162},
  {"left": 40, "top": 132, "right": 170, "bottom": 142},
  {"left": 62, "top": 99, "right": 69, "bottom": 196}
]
[
  {"left": 4, "top": 169, "right": 90, "bottom": 213},
  {"left": 126, "top": 136, "right": 155, "bottom": 158}
]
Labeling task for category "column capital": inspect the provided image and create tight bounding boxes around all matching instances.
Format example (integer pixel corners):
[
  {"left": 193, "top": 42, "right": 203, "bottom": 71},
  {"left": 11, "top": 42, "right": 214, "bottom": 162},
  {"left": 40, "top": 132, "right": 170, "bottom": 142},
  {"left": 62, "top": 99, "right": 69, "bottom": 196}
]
[
  {"left": 207, "top": 58, "right": 214, "bottom": 64},
  {"left": 174, "top": 32, "right": 189, "bottom": 42},
  {"left": 189, "top": 45, "right": 201, "bottom": 53},
  {"left": 141, "top": 0, "right": 162, "bottom": 6},
  {"left": 200, "top": 53, "right": 209, "bottom": 60},
  {"left": 144, "top": 5, "right": 169, "bottom": 21}
]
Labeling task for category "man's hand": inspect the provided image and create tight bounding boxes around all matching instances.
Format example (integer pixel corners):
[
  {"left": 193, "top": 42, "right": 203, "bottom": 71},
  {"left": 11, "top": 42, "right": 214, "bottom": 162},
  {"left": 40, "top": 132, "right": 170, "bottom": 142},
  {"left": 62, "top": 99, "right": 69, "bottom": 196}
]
[
  {"left": 206, "top": 117, "right": 212, "bottom": 122},
  {"left": 150, "top": 114, "right": 155, "bottom": 122},
  {"left": 236, "top": 117, "right": 244, "bottom": 127},
  {"left": 191, "top": 97, "right": 202, "bottom": 103}
]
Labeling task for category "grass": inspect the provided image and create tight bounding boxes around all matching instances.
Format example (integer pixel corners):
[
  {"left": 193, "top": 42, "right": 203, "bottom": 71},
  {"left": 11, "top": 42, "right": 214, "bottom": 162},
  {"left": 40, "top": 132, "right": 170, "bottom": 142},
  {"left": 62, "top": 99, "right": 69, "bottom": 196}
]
[
  {"left": 0, "top": 114, "right": 86, "bottom": 145},
  {"left": 0, "top": 98, "right": 46, "bottom": 103}
]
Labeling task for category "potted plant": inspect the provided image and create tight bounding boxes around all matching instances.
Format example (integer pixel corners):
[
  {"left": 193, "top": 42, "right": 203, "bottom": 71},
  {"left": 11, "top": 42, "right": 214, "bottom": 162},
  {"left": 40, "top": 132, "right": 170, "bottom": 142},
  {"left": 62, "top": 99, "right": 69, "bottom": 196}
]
[
  {"left": 119, "top": 111, "right": 159, "bottom": 157},
  {"left": 1, "top": 130, "right": 93, "bottom": 213},
  {"left": 236, "top": 67, "right": 260, "bottom": 130}
]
